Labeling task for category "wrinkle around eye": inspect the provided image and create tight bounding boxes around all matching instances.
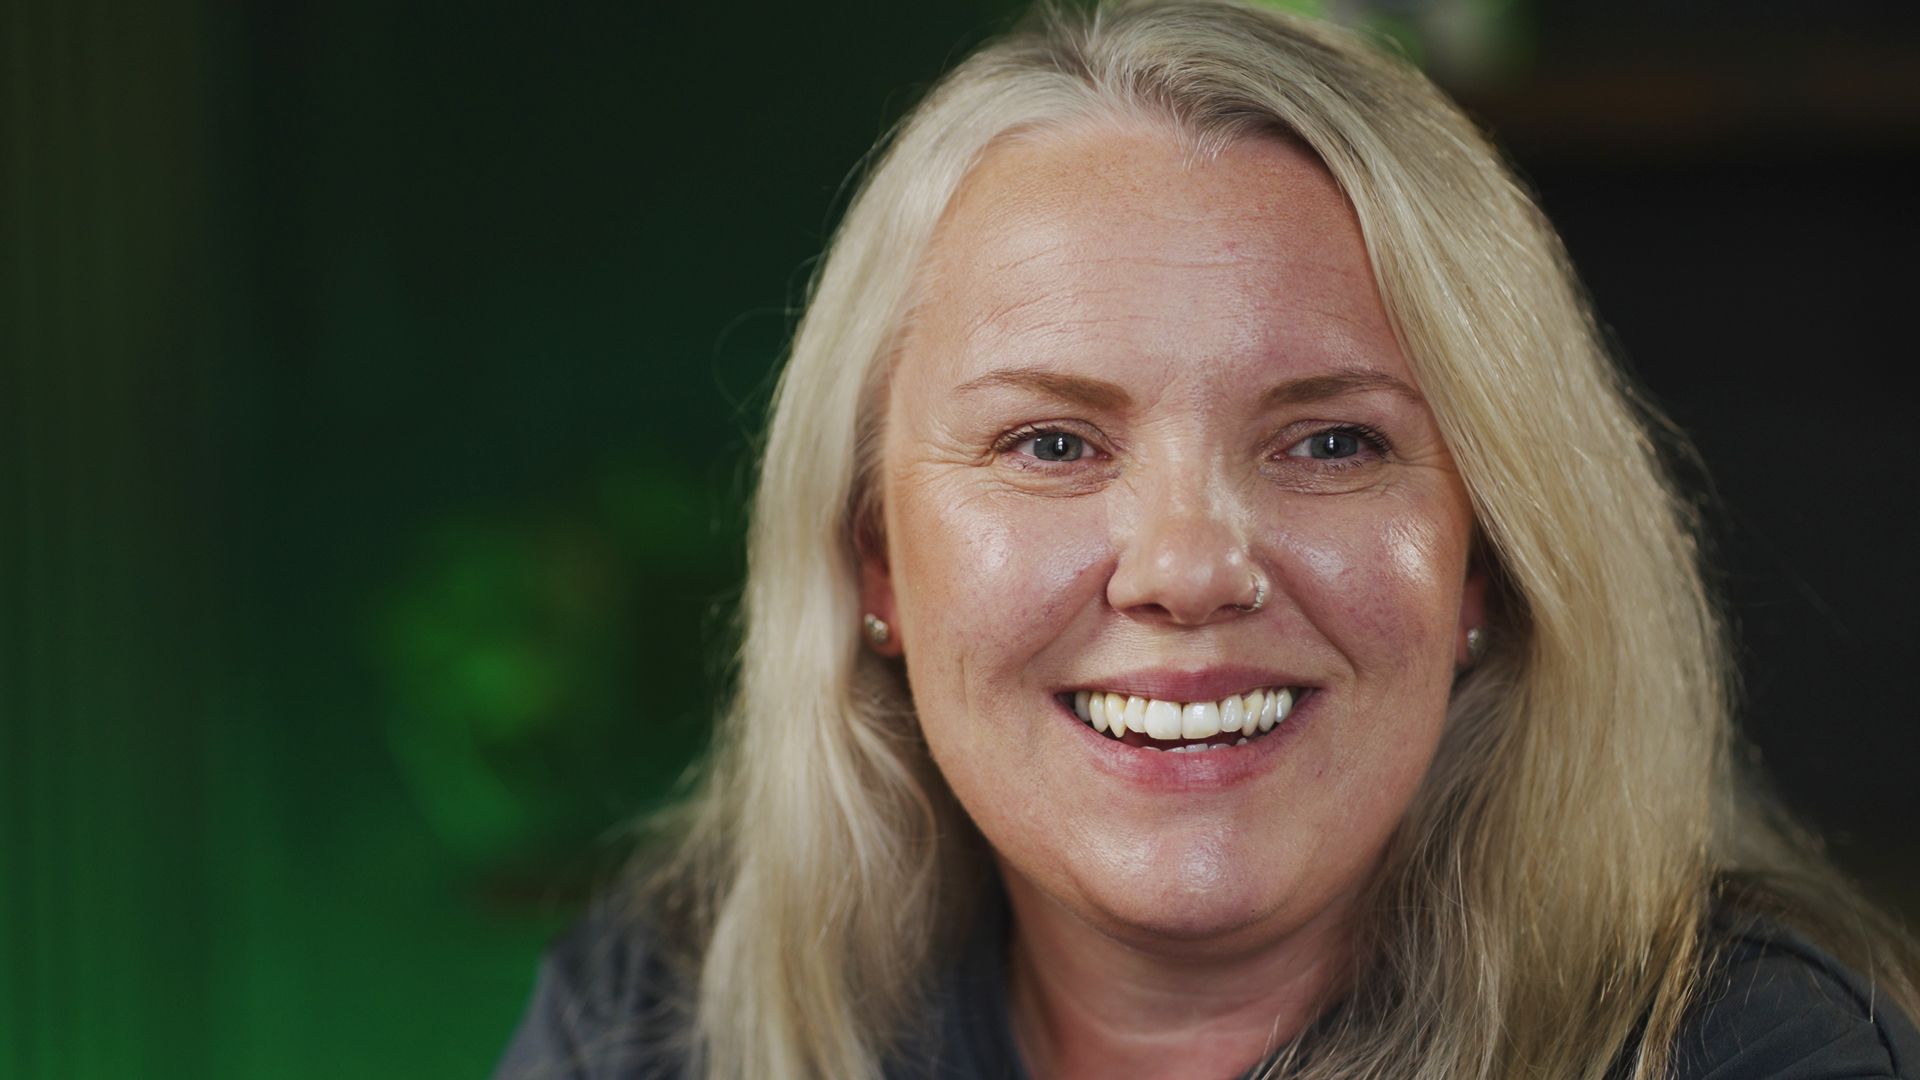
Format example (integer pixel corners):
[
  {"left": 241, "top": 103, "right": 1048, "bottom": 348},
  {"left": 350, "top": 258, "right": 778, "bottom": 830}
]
[
  {"left": 1259, "top": 453, "right": 1394, "bottom": 496},
  {"left": 919, "top": 454, "right": 1108, "bottom": 505},
  {"left": 990, "top": 446, "right": 1119, "bottom": 496}
]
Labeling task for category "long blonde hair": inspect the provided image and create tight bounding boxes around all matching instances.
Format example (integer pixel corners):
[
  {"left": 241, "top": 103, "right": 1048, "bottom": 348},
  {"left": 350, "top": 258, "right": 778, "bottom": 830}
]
[{"left": 628, "top": 3, "right": 1917, "bottom": 1077}]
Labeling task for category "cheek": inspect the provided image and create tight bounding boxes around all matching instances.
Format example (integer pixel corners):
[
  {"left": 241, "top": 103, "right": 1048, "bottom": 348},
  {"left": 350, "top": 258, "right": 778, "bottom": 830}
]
[
  {"left": 1378, "top": 516, "right": 1461, "bottom": 612},
  {"left": 1274, "top": 498, "right": 1467, "bottom": 667},
  {"left": 888, "top": 491, "right": 1120, "bottom": 857},
  {"left": 891, "top": 484, "right": 1111, "bottom": 657}
]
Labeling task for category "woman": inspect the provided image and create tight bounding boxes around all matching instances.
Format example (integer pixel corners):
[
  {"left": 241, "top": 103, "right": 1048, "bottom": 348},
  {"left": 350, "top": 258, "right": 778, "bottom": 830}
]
[{"left": 498, "top": 2, "right": 1919, "bottom": 1077}]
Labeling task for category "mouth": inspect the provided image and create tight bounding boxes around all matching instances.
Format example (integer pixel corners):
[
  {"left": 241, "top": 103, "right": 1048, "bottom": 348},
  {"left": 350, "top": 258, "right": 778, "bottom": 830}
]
[{"left": 1055, "top": 686, "right": 1306, "bottom": 753}]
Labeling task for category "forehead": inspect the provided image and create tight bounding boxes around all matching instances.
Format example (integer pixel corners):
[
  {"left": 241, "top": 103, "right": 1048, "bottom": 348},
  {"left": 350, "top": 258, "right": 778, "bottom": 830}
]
[{"left": 899, "top": 122, "right": 1407, "bottom": 393}]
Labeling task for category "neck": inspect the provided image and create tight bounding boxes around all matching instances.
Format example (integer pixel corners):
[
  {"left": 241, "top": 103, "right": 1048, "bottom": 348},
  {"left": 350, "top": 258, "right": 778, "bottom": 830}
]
[{"left": 1002, "top": 874, "right": 1355, "bottom": 1080}]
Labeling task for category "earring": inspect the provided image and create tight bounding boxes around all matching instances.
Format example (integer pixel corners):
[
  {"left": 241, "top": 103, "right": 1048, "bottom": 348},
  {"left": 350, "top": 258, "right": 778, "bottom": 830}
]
[
  {"left": 1233, "top": 573, "right": 1268, "bottom": 614},
  {"left": 862, "top": 613, "right": 891, "bottom": 647},
  {"left": 1465, "top": 626, "right": 1488, "bottom": 663}
]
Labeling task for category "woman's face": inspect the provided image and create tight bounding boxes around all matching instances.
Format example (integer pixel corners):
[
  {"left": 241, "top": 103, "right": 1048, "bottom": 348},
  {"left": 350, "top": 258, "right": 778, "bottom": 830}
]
[{"left": 863, "top": 125, "right": 1484, "bottom": 957}]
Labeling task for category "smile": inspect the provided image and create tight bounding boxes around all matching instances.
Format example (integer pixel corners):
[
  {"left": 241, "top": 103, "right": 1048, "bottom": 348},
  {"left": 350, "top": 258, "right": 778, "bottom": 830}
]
[{"left": 1062, "top": 687, "right": 1300, "bottom": 752}]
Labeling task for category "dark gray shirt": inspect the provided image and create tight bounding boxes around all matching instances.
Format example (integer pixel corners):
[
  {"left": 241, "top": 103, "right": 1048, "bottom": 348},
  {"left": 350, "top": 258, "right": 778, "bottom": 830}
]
[{"left": 494, "top": 902, "right": 1919, "bottom": 1079}]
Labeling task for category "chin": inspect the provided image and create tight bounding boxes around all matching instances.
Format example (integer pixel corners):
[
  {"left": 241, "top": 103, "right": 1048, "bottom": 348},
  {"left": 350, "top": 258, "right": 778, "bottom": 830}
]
[
  {"left": 1070, "top": 836, "right": 1307, "bottom": 948},
  {"left": 1110, "top": 903, "right": 1269, "bottom": 948}
]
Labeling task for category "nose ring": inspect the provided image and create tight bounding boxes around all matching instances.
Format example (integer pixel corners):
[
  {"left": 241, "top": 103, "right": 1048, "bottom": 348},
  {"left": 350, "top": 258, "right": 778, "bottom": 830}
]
[{"left": 1235, "top": 573, "right": 1267, "bottom": 614}]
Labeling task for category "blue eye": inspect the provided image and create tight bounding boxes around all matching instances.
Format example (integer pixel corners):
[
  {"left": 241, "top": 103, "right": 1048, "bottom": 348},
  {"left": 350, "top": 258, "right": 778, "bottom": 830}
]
[
  {"left": 1305, "top": 432, "right": 1359, "bottom": 459},
  {"left": 1283, "top": 425, "right": 1386, "bottom": 463},
  {"left": 1030, "top": 432, "right": 1086, "bottom": 461}
]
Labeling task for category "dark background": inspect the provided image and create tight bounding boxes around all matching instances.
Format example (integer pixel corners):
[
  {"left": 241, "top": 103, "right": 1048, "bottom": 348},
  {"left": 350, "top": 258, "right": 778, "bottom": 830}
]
[{"left": 4, "top": 1, "right": 1915, "bottom": 1076}]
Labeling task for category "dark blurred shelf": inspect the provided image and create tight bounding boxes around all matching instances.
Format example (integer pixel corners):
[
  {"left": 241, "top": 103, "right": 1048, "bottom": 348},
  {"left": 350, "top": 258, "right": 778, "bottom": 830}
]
[{"left": 1458, "top": 44, "right": 1920, "bottom": 158}]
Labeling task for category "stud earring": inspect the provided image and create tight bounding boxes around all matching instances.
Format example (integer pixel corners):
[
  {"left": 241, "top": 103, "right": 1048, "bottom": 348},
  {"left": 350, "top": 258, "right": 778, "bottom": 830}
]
[
  {"left": 1465, "top": 626, "right": 1488, "bottom": 663},
  {"left": 862, "top": 613, "right": 891, "bottom": 647}
]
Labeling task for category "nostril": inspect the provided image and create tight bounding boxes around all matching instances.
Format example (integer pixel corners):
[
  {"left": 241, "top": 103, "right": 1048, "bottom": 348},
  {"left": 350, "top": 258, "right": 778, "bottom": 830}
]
[
  {"left": 1106, "top": 517, "right": 1260, "bottom": 625},
  {"left": 1108, "top": 569, "right": 1264, "bottom": 626}
]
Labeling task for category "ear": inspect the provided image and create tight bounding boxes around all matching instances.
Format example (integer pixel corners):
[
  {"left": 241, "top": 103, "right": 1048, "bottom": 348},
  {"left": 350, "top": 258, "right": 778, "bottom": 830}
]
[
  {"left": 1455, "top": 551, "right": 1491, "bottom": 668},
  {"left": 857, "top": 526, "right": 905, "bottom": 658}
]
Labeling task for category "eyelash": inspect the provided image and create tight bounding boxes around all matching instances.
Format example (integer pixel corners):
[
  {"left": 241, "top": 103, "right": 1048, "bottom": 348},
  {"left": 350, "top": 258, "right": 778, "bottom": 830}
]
[{"left": 993, "top": 422, "right": 1081, "bottom": 450}]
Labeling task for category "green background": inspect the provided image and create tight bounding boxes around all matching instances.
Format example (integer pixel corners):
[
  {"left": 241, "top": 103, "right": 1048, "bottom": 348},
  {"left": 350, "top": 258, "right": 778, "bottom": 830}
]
[{"left": 5, "top": 1, "right": 1916, "bottom": 1076}]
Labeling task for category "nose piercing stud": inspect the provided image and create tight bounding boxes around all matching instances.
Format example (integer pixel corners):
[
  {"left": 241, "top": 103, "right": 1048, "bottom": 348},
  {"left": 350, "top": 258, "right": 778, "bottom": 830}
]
[
  {"left": 862, "top": 613, "right": 892, "bottom": 646},
  {"left": 1235, "top": 574, "right": 1267, "bottom": 614}
]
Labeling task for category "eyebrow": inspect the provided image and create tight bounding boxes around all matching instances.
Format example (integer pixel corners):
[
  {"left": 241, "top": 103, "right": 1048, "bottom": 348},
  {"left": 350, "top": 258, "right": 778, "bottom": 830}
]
[
  {"left": 1259, "top": 369, "right": 1423, "bottom": 409},
  {"left": 952, "top": 365, "right": 1422, "bottom": 411},
  {"left": 953, "top": 368, "right": 1133, "bottom": 410}
]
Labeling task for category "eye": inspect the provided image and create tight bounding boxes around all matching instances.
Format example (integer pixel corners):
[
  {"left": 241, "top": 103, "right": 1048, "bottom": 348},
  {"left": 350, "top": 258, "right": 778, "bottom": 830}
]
[
  {"left": 1282, "top": 424, "right": 1388, "bottom": 463},
  {"left": 1028, "top": 432, "right": 1086, "bottom": 462},
  {"left": 1295, "top": 431, "right": 1360, "bottom": 460},
  {"left": 994, "top": 424, "right": 1102, "bottom": 466}
]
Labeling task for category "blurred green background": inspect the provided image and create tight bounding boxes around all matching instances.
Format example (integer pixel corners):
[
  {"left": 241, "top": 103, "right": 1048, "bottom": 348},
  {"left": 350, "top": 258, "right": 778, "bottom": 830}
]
[{"left": 4, "top": 1, "right": 1916, "bottom": 1077}]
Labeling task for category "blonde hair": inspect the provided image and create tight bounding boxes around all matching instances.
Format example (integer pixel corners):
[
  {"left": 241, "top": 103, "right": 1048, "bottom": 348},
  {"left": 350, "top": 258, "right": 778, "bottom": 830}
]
[{"left": 628, "top": 2, "right": 1918, "bottom": 1077}]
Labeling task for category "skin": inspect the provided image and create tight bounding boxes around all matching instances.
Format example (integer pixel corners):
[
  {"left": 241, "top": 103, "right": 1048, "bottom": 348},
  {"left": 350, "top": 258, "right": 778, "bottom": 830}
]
[{"left": 860, "top": 122, "right": 1486, "bottom": 1079}]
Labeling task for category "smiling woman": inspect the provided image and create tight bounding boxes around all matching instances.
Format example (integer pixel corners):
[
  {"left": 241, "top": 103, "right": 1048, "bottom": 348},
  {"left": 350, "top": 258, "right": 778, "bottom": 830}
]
[
  {"left": 495, "top": 2, "right": 1919, "bottom": 1078},
  {"left": 862, "top": 133, "right": 1485, "bottom": 1065}
]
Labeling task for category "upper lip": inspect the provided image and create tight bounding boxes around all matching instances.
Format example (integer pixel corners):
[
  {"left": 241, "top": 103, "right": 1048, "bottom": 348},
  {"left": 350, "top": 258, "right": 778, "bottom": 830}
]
[{"left": 1060, "top": 665, "right": 1313, "bottom": 704}]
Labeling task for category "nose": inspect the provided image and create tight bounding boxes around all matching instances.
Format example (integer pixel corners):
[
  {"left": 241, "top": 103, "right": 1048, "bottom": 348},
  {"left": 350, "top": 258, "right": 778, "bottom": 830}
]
[{"left": 1106, "top": 475, "right": 1260, "bottom": 626}]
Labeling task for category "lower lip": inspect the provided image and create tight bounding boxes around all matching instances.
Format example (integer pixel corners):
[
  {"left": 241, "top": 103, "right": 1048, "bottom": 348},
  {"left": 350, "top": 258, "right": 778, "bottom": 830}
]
[{"left": 1054, "top": 692, "right": 1315, "bottom": 790}]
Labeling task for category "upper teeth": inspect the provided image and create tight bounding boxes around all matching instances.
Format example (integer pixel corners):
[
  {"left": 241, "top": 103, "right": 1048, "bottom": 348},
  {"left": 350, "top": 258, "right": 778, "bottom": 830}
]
[{"left": 1072, "top": 687, "right": 1295, "bottom": 741}]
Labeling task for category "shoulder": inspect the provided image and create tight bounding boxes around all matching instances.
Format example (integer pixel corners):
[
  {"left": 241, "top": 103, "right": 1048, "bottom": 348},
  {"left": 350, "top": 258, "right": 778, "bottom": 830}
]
[
  {"left": 1669, "top": 916, "right": 1920, "bottom": 1080},
  {"left": 492, "top": 900, "right": 691, "bottom": 1080}
]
